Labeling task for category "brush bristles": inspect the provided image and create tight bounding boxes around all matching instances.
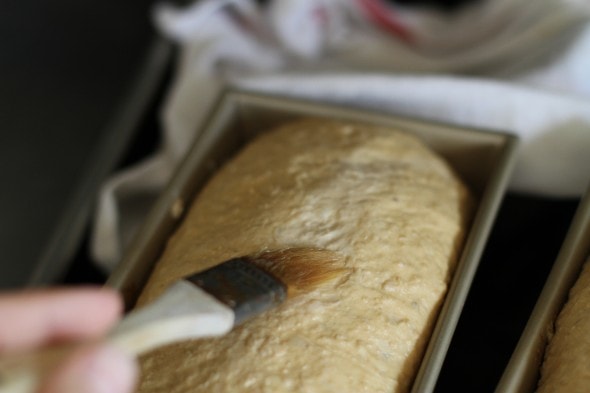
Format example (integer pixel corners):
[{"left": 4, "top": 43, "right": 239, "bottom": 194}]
[{"left": 245, "top": 248, "right": 347, "bottom": 297}]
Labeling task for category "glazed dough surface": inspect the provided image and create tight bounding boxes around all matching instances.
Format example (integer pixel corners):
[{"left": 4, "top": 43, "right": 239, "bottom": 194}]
[
  {"left": 537, "top": 256, "right": 590, "bottom": 393},
  {"left": 136, "top": 119, "right": 472, "bottom": 393}
]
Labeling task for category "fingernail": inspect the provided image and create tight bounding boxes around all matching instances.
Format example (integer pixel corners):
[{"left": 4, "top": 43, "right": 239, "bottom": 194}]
[{"left": 49, "top": 345, "right": 138, "bottom": 393}]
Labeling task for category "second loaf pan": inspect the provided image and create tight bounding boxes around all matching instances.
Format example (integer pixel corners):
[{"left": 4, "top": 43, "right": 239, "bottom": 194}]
[
  {"left": 107, "top": 90, "right": 519, "bottom": 393},
  {"left": 495, "top": 187, "right": 590, "bottom": 393}
]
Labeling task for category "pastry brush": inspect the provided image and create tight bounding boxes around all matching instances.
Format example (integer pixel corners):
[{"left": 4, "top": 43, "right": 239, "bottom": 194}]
[{"left": 0, "top": 247, "right": 345, "bottom": 393}]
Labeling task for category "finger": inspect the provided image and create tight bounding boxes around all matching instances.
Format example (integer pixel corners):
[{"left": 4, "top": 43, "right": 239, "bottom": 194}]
[
  {"left": 0, "top": 287, "right": 122, "bottom": 353},
  {"left": 39, "top": 344, "right": 138, "bottom": 393}
]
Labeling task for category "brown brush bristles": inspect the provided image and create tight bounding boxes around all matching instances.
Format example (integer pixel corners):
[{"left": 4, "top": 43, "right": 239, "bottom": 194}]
[{"left": 246, "top": 248, "right": 348, "bottom": 297}]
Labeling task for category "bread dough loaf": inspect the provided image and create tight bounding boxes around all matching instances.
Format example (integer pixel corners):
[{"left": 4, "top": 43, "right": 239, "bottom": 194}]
[
  {"left": 136, "top": 119, "right": 473, "bottom": 393},
  {"left": 537, "top": 256, "right": 590, "bottom": 393}
]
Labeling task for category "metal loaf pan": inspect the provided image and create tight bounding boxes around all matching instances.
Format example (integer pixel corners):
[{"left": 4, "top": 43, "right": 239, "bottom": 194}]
[
  {"left": 107, "top": 90, "right": 518, "bottom": 392},
  {"left": 495, "top": 187, "right": 590, "bottom": 393}
]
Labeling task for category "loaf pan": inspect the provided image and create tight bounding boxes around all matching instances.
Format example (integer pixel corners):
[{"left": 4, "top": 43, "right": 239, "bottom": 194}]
[
  {"left": 107, "top": 90, "right": 519, "bottom": 393},
  {"left": 495, "top": 187, "right": 590, "bottom": 393}
]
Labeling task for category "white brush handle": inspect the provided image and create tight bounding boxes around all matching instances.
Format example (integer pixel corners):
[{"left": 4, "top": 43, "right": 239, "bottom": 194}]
[
  {"left": 0, "top": 281, "right": 235, "bottom": 393},
  {"left": 108, "top": 280, "right": 235, "bottom": 353}
]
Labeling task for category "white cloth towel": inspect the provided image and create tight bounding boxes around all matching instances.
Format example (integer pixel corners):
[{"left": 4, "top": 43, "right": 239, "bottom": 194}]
[{"left": 92, "top": 0, "right": 590, "bottom": 271}]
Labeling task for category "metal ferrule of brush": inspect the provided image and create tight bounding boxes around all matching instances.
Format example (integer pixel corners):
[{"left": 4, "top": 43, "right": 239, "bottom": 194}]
[{"left": 187, "top": 258, "right": 287, "bottom": 325}]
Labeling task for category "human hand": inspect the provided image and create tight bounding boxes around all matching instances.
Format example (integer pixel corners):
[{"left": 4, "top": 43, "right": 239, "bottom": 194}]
[{"left": 0, "top": 287, "right": 138, "bottom": 393}]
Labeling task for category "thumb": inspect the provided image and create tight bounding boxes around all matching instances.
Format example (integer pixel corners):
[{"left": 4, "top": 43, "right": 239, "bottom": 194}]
[{"left": 40, "top": 345, "right": 138, "bottom": 393}]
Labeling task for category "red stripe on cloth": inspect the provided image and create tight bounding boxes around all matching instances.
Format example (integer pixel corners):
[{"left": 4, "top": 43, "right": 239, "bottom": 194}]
[{"left": 356, "top": 0, "right": 414, "bottom": 43}]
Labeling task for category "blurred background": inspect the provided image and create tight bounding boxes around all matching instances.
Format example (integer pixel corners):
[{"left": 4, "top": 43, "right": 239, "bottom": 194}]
[
  {"left": 1, "top": 0, "right": 161, "bottom": 288},
  {"left": 0, "top": 0, "right": 581, "bottom": 391}
]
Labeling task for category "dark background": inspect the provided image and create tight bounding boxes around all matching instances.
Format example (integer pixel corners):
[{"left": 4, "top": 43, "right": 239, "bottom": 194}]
[
  {"left": 0, "top": 0, "right": 581, "bottom": 391},
  {"left": 0, "top": 0, "right": 161, "bottom": 288}
]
